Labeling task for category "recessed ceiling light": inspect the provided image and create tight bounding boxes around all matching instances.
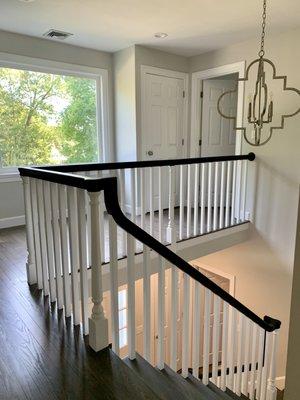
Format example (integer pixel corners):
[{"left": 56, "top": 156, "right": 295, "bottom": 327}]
[
  {"left": 18, "top": 0, "right": 35, "bottom": 2},
  {"left": 154, "top": 32, "right": 168, "bottom": 39}
]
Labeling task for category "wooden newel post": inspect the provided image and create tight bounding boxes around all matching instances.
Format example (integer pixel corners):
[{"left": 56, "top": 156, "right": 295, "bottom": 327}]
[
  {"left": 88, "top": 191, "right": 109, "bottom": 352},
  {"left": 22, "top": 176, "right": 37, "bottom": 285}
]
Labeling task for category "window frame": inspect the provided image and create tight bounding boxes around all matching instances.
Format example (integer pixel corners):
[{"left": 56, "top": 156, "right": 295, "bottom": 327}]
[{"left": 0, "top": 52, "right": 111, "bottom": 181}]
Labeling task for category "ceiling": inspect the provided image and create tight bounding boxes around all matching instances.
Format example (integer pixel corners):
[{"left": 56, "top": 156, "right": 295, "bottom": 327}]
[{"left": 1, "top": 0, "right": 300, "bottom": 57}]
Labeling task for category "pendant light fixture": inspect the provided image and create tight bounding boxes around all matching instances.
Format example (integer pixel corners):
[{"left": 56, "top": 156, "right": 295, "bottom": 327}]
[{"left": 217, "top": 0, "right": 300, "bottom": 146}]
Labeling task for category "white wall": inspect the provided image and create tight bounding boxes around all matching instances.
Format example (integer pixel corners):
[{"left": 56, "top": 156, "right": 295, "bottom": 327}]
[
  {"left": 189, "top": 27, "right": 300, "bottom": 379},
  {"left": 0, "top": 30, "right": 114, "bottom": 225},
  {"left": 285, "top": 187, "right": 300, "bottom": 400},
  {"left": 113, "top": 46, "right": 137, "bottom": 162}
]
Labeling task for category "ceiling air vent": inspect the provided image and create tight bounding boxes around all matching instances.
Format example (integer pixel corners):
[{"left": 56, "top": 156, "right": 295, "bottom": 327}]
[{"left": 43, "top": 29, "right": 73, "bottom": 40}]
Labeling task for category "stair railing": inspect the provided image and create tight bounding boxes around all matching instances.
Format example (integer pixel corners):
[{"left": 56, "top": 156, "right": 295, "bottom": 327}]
[{"left": 20, "top": 153, "right": 280, "bottom": 400}]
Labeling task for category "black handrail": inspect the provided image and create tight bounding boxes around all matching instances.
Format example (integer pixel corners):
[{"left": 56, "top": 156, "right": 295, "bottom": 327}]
[
  {"left": 34, "top": 152, "right": 255, "bottom": 173},
  {"left": 19, "top": 155, "right": 281, "bottom": 333}
]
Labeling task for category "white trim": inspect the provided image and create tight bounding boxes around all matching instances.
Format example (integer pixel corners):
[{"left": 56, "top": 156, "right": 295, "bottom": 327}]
[
  {"left": 0, "top": 51, "right": 112, "bottom": 175},
  {"left": 140, "top": 65, "right": 189, "bottom": 159},
  {"left": 275, "top": 376, "right": 285, "bottom": 391},
  {"left": 0, "top": 215, "right": 25, "bottom": 229},
  {"left": 190, "top": 61, "right": 246, "bottom": 157},
  {"left": 190, "top": 260, "right": 236, "bottom": 297},
  {"left": 0, "top": 172, "right": 21, "bottom": 183}
]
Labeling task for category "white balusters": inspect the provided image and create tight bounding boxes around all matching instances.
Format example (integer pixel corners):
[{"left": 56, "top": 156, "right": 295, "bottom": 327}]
[
  {"left": 182, "top": 273, "right": 190, "bottom": 378},
  {"left": 236, "top": 314, "right": 245, "bottom": 396},
  {"left": 50, "top": 183, "right": 64, "bottom": 310},
  {"left": 118, "top": 169, "right": 126, "bottom": 255},
  {"left": 108, "top": 215, "right": 119, "bottom": 355},
  {"left": 207, "top": 163, "right": 213, "bottom": 232},
  {"left": 249, "top": 324, "right": 258, "bottom": 400},
  {"left": 219, "top": 162, "right": 226, "bottom": 229},
  {"left": 266, "top": 330, "right": 279, "bottom": 400},
  {"left": 22, "top": 176, "right": 36, "bottom": 285},
  {"left": 231, "top": 161, "right": 237, "bottom": 225},
  {"left": 43, "top": 181, "right": 56, "bottom": 302},
  {"left": 200, "top": 164, "right": 207, "bottom": 235},
  {"left": 143, "top": 245, "right": 151, "bottom": 362},
  {"left": 179, "top": 165, "right": 184, "bottom": 241},
  {"left": 157, "top": 255, "right": 165, "bottom": 370},
  {"left": 58, "top": 184, "right": 72, "bottom": 318},
  {"left": 158, "top": 167, "right": 163, "bottom": 242},
  {"left": 140, "top": 168, "right": 145, "bottom": 230},
  {"left": 30, "top": 179, "right": 43, "bottom": 289},
  {"left": 203, "top": 288, "right": 212, "bottom": 385},
  {"left": 167, "top": 166, "right": 176, "bottom": 246},
  {"left": 256, "top": 328, "right": 265, "bottom": 399},
  {"left": 242, "top": 318, "right": 251, "bottom": 396},
  {"left": 193, "top": 164, "right": 199, "bottom": 236},
  {"left": 127, "top": 233, "right": 136, "bottom": 360},
  {"left": 130, "top": 168, "right": 136, "bottom": 224},
  {"left": 77, "top": 189, "right": 89, "bottom": 335},
  {"left": 220, "top": 302, "right": 229, "bottom": 391},
  {"left": 36, "top": 179, "right": 50, "bottom": 296},
  {"left": 260, "top": 332, "right": 270, "bottom": 400},
  {"left": 67, "top": 187, "right": 81, "bottom": 326},
  {"left": 213, "top": 163, "right": 219, "bottom": 231},
  {"left": 88, "top": 191, "right": 108, "bottom": 352},
  {"left": 170, "top": 265, "right": 178, "bottom": 371},
  {"left": 227, "top": 307, "right": 237, "bottom": 391},
  {"left": 225, "top": 161, "right": 232, "bottom": 228},
  {"left": 192, "top": 281, "right": 201, "bottom": 379},
  {"left": 186, "top": 164, "right": 192, "bottom": 238},
  {"left": 212, "top": 294, "right": 221, "bottom": 385},
  {"left": 149, "top": 167, "right": 154, "bottom": 236},
  {"left": 242, "top": 159, "right": 248, "bottom": 221}
]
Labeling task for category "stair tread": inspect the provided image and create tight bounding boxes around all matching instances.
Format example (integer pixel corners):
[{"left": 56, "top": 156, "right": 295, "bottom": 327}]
[
  {"left": 95, "top": 347, "right": 161, "bottom": 399},
  {"left": 125, "top": 353, "right": 224, "bottom": 400},
  {"left": 208, "top": 382, "right": 249, "bottom": 400},
  {"left": 185, "top": 374, "right": 223, "bottom": 400}
]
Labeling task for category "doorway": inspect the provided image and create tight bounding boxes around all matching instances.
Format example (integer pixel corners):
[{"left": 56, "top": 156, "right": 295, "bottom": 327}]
[
  {"left": 190, "top": 61, "right": 246, "bottom": 158},
  {"left": 141, "top": 66, "right": 189, "bottom": 210},
  {"left": 201, "top": 74, "right": 238, "bottom": 157}
]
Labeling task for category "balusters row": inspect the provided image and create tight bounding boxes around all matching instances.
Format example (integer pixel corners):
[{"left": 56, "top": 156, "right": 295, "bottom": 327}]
[
  {"left": 22, "top": 177, "right": 97, "bottom": 334},
  {"left": 116, "top": 160, "right": 249, "bottom": 251}
]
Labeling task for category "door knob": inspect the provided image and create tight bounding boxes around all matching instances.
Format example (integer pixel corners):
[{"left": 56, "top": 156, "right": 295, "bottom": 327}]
[{"left": 147, "top": 150, "right": 154, "bottom": 156}]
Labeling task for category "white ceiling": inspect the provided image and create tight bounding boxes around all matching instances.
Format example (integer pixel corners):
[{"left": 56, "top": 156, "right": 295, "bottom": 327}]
[{"left": 1, "top": 0, "right": 300, "bottom": 56}]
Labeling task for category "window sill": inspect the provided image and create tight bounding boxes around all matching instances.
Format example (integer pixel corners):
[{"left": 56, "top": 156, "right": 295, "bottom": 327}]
[{"left": 0, "top": 172, "right": 21, "bottom": 183}]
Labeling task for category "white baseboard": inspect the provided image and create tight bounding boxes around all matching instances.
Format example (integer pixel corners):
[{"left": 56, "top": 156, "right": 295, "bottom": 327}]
[
  {"left": 0, "top": 215, "right": 25, "bottom": 229},
  {"left": 276, "top": 376, "right": 285, "bottom": 390}
]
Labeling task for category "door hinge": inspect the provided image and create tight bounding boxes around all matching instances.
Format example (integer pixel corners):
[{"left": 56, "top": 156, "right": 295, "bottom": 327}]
[
  {"left": 200, "top": 91, "right": 203, "bottom": 99},
  {"left": 199, "top": 139, "right": 202, "bottom": 146},
  {"left": 182, "top": 90, "right": 185, "bottom": 98},
  {"left": 182, "top": 138, "right": 185, "bottom": 145}
]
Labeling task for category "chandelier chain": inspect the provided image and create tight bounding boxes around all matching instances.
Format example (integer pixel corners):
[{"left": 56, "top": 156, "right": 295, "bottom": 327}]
[{"left": 259, "top": 0, "right": 267, "bottom": 57}]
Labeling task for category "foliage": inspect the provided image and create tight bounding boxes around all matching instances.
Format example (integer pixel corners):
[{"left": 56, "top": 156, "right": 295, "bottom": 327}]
[{"left": 0, "top": 67, "right": 98, "bottom": 168}]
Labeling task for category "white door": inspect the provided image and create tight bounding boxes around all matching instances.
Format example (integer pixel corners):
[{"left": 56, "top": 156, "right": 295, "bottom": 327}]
[
  {"left": 201, "top": 79, "right": 237, "bottom": 157},
  {"left": 142, "top": 72, "right": 186, "bottom": 210}
]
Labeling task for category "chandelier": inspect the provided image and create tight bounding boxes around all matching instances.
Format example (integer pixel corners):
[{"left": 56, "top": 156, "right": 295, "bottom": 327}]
[{"left": 217, "top": 0, "right": 300, "bottom": 146}]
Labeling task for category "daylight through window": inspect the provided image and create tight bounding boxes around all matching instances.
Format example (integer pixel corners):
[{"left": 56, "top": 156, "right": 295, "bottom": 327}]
[{"left": 0, "top": 66, "right": 100, "bottom": 168}]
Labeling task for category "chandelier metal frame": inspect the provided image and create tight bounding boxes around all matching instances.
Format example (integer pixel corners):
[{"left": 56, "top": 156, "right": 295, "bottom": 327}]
[{"left": 216, "top": 0, "right": 300, "bottom": 146}]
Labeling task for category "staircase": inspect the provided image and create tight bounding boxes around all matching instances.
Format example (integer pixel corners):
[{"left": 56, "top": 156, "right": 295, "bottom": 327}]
[
  {"left": 19, "top": 152, "right": 281, "bottom": 400},
  {"left": 97, "top": 347, "right": 247, "bottom": 400}
]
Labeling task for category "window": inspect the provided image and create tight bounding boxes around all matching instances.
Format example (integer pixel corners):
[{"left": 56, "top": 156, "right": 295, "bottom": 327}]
[
  {"left": 0, "top": 55, "right": 109, "bottom": 174},
  {"left": 118, "top": 289, "right": 128, "bottom": 348}
]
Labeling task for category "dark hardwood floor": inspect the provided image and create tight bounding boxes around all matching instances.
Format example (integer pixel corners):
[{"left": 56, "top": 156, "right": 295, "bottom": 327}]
[{"left": 0, "top": 227, "right": 159, "bottom": 400}]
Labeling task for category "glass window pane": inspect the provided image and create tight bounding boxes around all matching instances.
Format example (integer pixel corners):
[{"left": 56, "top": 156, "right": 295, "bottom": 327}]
[
  {"left": 119, "top": 328, "right": 127, "bottom": 348},
  {"left": 118, "top": 289, "right": 127, "bottom": 309},
  {"left": 0, "top": 67, "right": 99, "bottom": 168},
  {"left": 119, "top": 308, "right": 127, "bottom": 329}
]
